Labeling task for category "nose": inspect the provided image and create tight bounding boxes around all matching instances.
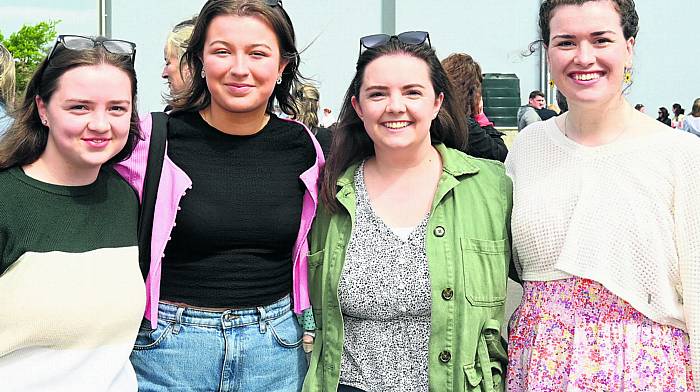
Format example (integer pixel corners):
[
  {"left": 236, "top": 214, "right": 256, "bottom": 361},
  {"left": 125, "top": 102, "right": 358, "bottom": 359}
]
[
  {"left": 162, "top": 65, "right": 169, "bottom": 80},
  {"left": 385, "top": 92, "right": 406, "bottom": 113},
  {"left": 88, "top": 111, "right": 111, "bottom": 133},
  {"left": 228, "top": 55, "right": 249, "bottom": 77},
  {"left": 574, "top": 41, "right": 595, "bottom": 66}
]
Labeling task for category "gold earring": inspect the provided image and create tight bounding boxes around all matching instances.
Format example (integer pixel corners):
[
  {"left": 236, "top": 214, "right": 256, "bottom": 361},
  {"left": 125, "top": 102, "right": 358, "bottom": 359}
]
[
  {"left": 624, "top": 69, "right": 632, "bottom": 84},
  {"left": 549, "top": 79, "right": 555, "bottom": 88}
]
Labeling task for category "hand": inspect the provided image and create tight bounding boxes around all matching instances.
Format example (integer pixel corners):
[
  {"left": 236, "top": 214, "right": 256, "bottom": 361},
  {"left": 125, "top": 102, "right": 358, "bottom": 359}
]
[{"left": 302, "top": 332, "right": 314, "bottom": 354}]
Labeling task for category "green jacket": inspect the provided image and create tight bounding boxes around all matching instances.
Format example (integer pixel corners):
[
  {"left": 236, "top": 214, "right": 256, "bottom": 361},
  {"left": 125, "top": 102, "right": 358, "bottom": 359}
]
[{"left": 303, "top": 144, "right": 512, "bottom": 392}]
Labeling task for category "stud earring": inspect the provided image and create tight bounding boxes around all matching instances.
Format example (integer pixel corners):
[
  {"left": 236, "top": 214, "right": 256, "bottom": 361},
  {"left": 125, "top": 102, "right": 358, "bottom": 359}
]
[
  {"left": 201, "top": 69, "right": 206, "bottom": 78},
  {"left": 276, "top": 76, "right": 282, "bottom": 85},
  {"left": 42, "top": 119, "right": 48, "bottom": 126}
]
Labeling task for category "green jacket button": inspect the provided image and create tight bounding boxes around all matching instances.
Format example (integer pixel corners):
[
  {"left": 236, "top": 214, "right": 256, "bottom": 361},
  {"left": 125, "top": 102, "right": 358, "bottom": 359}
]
[
  {"left": 439, "top": 350, "right": 451, "bottom": 363},
  {"left": 441, "top": 288, "right": 454, "bottom": 300},
  {"left": 433, "top": 226, "right": 445, "bottom": 237}
]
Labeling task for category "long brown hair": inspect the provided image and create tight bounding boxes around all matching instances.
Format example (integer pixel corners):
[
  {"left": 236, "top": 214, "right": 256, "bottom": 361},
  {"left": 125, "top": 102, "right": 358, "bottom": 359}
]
[
  {"left": 171, "top": 0, "right": 301, "bottom": 117},
  {"left": 441, "top": 53, "right": 482, "bottom": 119},
  {"left": 0, "top": 39, "right": 141, "bottom": 170},
  {"left": 321, "top": 38, "right": 468, "bottom": 213}
]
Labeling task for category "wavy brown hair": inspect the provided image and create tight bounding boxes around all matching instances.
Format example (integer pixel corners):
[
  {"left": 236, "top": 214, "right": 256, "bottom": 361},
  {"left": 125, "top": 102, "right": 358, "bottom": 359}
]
[
  {"left": 0, "top": 39, "right": 141, "bottom": 170},
  {"left": 539, "top": 0, "right": 639, "bottom": 45},
  {"left": 441, "top": 53, "right": 482, "bottom": 119},
  {"left": 321, "top": 38, "right": 468, "bottom": 212},
  {"left": 171, "top": 0, "right": 301, "bottom": 117}
]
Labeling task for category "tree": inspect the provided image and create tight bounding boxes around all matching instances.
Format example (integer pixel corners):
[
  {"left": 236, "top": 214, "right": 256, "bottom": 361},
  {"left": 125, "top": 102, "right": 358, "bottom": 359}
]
[{"left": 0, "top": 20, "right": 59, "bottom": 98}]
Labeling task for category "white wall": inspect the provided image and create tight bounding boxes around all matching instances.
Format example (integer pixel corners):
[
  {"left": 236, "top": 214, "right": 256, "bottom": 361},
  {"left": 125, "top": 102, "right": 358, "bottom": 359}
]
[{"left": 106, "top": 1, "right": 698, "bottom": 117}]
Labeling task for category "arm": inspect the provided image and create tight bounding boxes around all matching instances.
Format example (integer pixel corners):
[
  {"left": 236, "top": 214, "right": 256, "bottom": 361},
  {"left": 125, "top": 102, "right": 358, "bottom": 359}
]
[{"left": 676, "top": 148, "right": 700, "bottom": 390}]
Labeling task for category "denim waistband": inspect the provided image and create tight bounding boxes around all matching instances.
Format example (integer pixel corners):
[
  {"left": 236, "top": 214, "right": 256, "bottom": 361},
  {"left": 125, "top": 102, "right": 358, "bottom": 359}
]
[{"left": 156, "top": 295, "right": 292, "bottom": 328}]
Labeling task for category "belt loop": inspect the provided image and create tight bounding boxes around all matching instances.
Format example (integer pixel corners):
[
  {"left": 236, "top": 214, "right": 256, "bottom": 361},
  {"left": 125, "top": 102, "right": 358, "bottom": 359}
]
[
  {"left": 172, "top": 306, "right": 185, "bottom": 335},
  {"left": 257, "top": 306, "right": 267, "bottom": 333}
]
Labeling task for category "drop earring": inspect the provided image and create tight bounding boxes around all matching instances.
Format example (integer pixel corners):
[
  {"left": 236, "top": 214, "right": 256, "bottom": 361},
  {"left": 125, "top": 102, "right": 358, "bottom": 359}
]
[
  {"left": 201, "top": 69, "right": 206, "bottom": 79},
  {"left": 624, "top": 68, "right": 632, "bottom": 84}
]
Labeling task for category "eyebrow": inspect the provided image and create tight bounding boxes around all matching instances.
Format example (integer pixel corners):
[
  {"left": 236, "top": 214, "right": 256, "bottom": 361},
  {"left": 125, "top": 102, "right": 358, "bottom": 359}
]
[
  {"left": 363, "top": 83, "right": 426, "bottom": 91},
  {"left": 552, "top": 30, "right": 616, "bottom": 40},
  {"left": 64, "top": 99, "right": 131, "bottom": 105},
  {"left": 207, "top": 40, "right": 273, "bottom": 51}
]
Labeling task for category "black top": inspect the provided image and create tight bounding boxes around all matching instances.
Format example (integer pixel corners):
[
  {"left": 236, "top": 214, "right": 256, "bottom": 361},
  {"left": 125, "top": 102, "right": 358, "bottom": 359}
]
[
  {"left": 161, "top": 111, "right": 315, "bottom": 307},
  {"left": 465, "top": 117, "right": 508, "bottom": 162}
]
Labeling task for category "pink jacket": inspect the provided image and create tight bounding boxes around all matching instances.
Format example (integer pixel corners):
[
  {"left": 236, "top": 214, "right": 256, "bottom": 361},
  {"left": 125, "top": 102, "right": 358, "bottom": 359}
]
[{"left": 115, "top": 113, "right": 325, "bottom": 328}]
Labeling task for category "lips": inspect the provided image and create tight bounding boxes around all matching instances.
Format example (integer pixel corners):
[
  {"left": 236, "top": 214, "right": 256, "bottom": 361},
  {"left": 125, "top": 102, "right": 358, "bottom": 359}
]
[
  {"left": 225, "top": 83, "right": 254, "bottom": 95},
  {"left": 382, "top": 121, "right": 412, "bottom": 130},
  {"left": 82, "top": 138, "right": 111, "bottom": 148},
  {"left": 570, "top": 71, "right": 604, "bottom": 82}
]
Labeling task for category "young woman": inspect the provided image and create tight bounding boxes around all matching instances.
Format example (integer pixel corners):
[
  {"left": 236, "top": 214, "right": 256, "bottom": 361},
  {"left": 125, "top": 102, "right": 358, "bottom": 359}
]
[
  {"left": 293, "top": 83, "right": 331, "bottom": 155},
  {"left": 441, "top": 52, "right": 508, "bottom": 162},
  {"left": 0, "top": 35, "right": 143, "bottom": 391},
  {"left": 303, "top": 33, "right": 512, "bottom": 392},
  {"left": 162, "top": 16, "right": 196, "bottom": 104},
  {"left": 506, "top": 1, "right": 700, "bottom": 390},
  {"left": 117, "top": 1, "right": 324, "bottom": 390}
]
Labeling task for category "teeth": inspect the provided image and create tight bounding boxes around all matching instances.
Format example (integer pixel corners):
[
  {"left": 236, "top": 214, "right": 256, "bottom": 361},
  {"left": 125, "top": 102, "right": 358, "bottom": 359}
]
[
  {"left": 574, "top": 73, "right": 600, "bottom": 81},
  {"left": 384, "top": 121, "right": 410, "bottom": 129}
]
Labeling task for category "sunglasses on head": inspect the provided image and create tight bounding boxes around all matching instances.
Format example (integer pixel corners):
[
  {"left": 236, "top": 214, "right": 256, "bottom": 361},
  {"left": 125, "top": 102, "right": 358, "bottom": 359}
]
[
  {"left": 47, "top": 35, "right": 136, "bottom": 64},
  {"left": 264, "top": 0, "right": 283, "bottom": 7},
  {"left": 359, "top": 31, "right": 430, "bottom": 56}
]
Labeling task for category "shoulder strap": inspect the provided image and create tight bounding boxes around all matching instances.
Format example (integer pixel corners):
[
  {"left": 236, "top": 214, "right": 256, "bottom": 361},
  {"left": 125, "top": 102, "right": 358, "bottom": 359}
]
[{"left": 137, "top": 112, "right": 168, "bottom": 280}]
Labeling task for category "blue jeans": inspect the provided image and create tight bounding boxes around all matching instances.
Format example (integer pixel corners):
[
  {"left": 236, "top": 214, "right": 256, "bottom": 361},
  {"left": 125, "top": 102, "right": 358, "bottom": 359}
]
[{"left": 130, "top": 295, "right": 307, "bottom": 392}]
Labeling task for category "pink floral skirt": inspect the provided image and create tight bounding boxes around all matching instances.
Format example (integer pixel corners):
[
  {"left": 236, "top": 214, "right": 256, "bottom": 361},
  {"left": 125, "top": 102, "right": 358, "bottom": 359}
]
[{"left": 507, "top": 278, "right": 694, "bottom": 391}]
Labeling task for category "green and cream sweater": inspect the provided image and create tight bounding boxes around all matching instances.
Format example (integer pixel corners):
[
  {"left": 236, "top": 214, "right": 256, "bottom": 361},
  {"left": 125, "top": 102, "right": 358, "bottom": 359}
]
[{"left": 0, "top": 167, "right": 145, "bottom": 392}]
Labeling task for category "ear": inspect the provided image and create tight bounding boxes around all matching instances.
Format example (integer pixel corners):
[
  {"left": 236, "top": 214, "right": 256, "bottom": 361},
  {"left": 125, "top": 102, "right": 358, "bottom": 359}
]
[
  {"left": 36, "top": 95, "right": 48, "bottom": 123},
  {"left": 278, "top": 57, "right": 289, "bottom": 79},
  {"left": 625, "top": 36, "right": 635, "bottom": 68},
  {"left": 433, "top": 92, "right": 444, "bottom": 118},
  {"left": 351, "top": 95, "right": 363, "bottom": 120}
]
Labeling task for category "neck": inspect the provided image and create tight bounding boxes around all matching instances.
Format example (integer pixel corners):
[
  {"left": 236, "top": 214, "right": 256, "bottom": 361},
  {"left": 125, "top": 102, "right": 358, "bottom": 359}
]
[
  {"left": 200, "top": 104, "right": 270, "bottom": 136},
  {"left": 371, "top": 140, "right": 439, "bottom": 178},
  {"left": 22, "top": 157, "right": 99, "bottom": 186},
  {"left": 562, "top": 96, "right": 632, "bottom": 146}
]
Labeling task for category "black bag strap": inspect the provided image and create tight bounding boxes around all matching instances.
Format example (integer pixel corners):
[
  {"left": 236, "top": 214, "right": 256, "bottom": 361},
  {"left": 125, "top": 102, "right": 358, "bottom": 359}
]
[{"left": 137, "top": 112, "right": 168, "bottom": 280}]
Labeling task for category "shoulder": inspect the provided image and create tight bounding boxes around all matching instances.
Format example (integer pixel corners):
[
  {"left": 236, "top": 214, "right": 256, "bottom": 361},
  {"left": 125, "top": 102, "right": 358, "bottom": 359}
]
[{"left": 99, "top": 167, "right": 139, "bottom": 203}]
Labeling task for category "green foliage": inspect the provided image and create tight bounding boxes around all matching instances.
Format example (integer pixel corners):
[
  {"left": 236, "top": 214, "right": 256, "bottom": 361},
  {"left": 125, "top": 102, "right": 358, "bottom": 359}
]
[{"left": 0, "top": 20, "right": 59, "bottom": 97}]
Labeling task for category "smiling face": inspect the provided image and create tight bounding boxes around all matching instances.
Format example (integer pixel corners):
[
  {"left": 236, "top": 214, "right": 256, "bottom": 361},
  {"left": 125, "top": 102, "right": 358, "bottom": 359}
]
[
  {"left": 547, "top": 0, "right": 634, "bottom": 107},
  {"left": 201, "top": 14, "right": 287, "bottom": 118},
  {"left": 36, "top": 64, "right": 132, "bottom": 179},
  {"left": 351, "top": 54, "right": 443, "bottom": 153}
]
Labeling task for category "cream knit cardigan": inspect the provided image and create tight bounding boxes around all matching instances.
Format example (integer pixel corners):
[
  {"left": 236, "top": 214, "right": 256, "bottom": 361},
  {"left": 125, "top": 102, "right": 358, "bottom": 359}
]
[{"left": 506, "top": 118, "right": 700, "bottom": 383}]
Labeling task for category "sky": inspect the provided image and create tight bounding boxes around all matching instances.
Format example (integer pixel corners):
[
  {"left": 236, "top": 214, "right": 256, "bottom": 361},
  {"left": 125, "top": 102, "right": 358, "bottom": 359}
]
[{"left": 0, "top": 1, "right": 97, "bottom": 38}]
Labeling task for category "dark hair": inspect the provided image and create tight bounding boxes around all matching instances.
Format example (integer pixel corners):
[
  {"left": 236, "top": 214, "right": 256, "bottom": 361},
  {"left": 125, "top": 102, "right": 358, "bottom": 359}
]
[
  {"left": 441, "top": 53, "right": 482, "bottom": 118},
  {"left": 172, "top": 0, "right": 301, "bottom": 116},
  {"left": 672, "top": 103, "right": 684, "bottom": 116},
  {"left": 539, "top": 0, "right": 639, "bottom": 46},
  {"left": 529, "top": 90, "right": 545, "bottom": 100},
  {"left": 0, "top": 38, "right": 140, "bottom": 169},
  {"left": 658, "top": 107, "right": 669, "bottom": 120},
  {"left": 556, "top": 90, "right": 568, "bottom": 113},
  {"left": 321, "top": 39, "right": 468, "bottom": 212}
]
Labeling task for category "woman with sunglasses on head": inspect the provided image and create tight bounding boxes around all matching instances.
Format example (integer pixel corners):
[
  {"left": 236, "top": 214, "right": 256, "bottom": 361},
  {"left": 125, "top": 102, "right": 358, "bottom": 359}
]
[
  {"left": 0, "top": 35, "right": 143, "bottom": 391},
  {"left": 506, "top": 1, "right": 700, "bottom": 390},
  {"left": 303, "top": 32, "right": 511, "bottom": 392},
  {"left": 117, "top": 1, "right": 324, "bottom": 391}
]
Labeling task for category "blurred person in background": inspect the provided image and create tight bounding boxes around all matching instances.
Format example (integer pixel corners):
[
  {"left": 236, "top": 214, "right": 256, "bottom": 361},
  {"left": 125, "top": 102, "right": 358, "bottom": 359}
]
[
  {"left": 681, "top": 98, "right": 700, "bottom": 137},
  {"left": 0, "top": 43, "right": 15, "bottom": 135},
  {"left": 672, "top": 102, "right": 686, "bottom": 129},
  {"left": 656, "top": 106, "right": 671, "bottom": 126},
  {"left": 293, "top": 83, "right": 331, "bottom": 155},
  {"left": 162, "top": 16, "right": 197, "bottom": 110},
  {"left": 441, "top": 52, "right": 508, "bottom": 161}
]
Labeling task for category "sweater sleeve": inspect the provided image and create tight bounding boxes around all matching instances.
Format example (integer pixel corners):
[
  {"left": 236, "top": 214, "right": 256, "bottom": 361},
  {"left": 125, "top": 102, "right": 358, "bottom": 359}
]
[{"left": 676, "top": 142, "right": 700, "bottom": 390}]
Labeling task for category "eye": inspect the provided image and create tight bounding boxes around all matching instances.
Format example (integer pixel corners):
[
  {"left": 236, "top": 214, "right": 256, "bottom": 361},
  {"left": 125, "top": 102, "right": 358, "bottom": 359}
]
[
  {"left": 110, "top": 105, "right": 128, "bottom": 112},
  {"left": 250, "top": 50, "right": 269, "bottom": 57},
  {"left": 555, "top": 40, "right": 575, "bottom": 48},
  {"left": 367, "top": 91, "right": 385, "bottom": 99},
  {"left": 70, "top": 104, "right": 89, "bottom": 111},
  {"left": 594, "top": 37, "right": 612, "bottom": 45},
  {"left": 406, "top": 89, "right": 422, "bottom": 97},
  {"left": 212, "top": 48, "right": 229, "bottom": 56}
]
